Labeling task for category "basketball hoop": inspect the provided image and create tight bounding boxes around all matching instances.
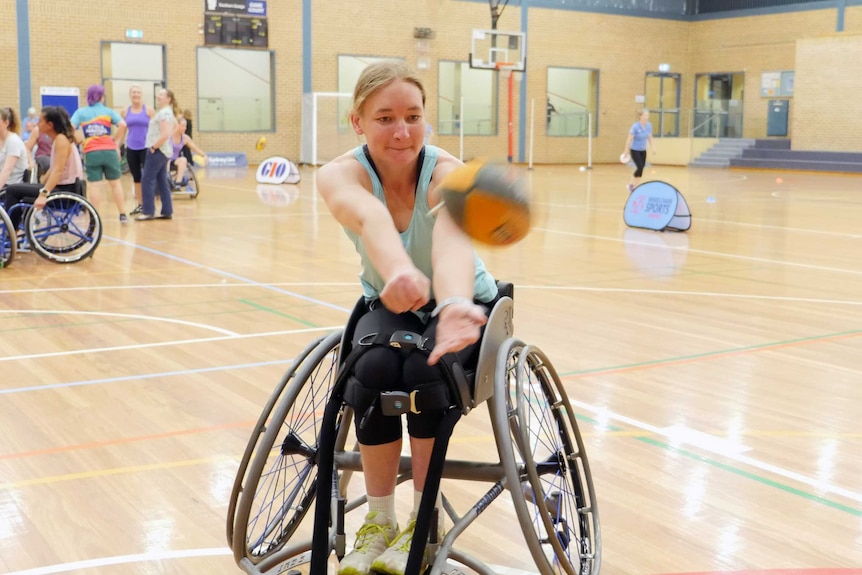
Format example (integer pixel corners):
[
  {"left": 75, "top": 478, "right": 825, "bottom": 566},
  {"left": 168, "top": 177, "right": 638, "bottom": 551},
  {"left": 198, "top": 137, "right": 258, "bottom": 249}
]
[{"left": 495, "top": 61, "right": 515, "bottom": 80}]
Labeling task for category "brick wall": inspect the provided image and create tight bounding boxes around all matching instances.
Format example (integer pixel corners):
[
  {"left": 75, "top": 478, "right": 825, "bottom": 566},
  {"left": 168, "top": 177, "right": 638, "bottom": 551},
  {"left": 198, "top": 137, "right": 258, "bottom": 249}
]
[
  {"left": 793, "top": 34, "right": 862, "bottom": 151},
  {"left": 5, "top": 1, "right": 860, "bottom": 163}
]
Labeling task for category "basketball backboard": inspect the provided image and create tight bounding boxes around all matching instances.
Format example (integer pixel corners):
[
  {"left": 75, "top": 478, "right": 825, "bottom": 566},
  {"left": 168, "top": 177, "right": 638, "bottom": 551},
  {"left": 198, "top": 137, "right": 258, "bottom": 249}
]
[{"left": 469, "top": 29, "right": 526, "bottom": 71}]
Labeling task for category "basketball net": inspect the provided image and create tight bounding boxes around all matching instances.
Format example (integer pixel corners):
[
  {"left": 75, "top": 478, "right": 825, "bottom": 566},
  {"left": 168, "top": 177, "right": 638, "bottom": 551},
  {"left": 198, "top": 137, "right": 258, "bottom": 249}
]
[{"left": 495, "top": 62, "right": 515, "bottom": 80}]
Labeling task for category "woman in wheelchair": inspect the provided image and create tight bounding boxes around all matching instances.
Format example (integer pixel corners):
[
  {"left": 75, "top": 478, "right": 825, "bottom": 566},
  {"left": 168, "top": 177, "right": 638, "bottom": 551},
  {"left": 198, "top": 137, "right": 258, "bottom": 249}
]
[
  {"left": 3, "top": 106, "right": 83, "bottom": 231},
  {"left": 316, "top": 60, "right": 499, "bottom": 575},
  {"left": 0, "top": 107, "right": 30, "bottom": 191},
  {"left": 167, "top": 119, "right": 204, "bottom": 190}
]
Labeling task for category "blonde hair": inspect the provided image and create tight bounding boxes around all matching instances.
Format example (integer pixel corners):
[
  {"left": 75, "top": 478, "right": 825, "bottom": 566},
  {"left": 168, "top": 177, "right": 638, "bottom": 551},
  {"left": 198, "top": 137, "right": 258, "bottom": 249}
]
[
  {"left": 352, "top": 60, "right": 426, "bottom": 117},
  {"left": 160, "top": 88, "right": 181, "bottom": 119}
]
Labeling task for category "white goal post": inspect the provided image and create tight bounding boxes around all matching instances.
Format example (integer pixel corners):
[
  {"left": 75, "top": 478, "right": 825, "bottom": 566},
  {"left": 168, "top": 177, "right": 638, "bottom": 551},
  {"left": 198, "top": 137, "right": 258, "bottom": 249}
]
[{"left": 301, "top": 92, "right": 362, "bottom": 166}]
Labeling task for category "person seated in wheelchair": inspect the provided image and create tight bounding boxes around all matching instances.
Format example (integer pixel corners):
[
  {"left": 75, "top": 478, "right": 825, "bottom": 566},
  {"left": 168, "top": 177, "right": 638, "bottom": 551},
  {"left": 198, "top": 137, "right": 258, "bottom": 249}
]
[
  {"left": 316, "top": 60, "right": 499, "bottom": 575},
  {"left": 25, "top": 126, "right": 54, "bottom": 183},
  {"left": 167, "top": 119, "right": 204, "bottom": 191},
  {"left": 0, "top": 107, "right": 30, "bottom": 192},
  {"left": 3, "top": 106, "right": 83, "bottom": 232}
]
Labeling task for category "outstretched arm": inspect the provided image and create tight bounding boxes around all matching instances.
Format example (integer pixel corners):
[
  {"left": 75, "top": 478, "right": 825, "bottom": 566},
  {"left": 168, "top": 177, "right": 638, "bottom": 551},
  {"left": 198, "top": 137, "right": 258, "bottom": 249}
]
[
  {"left": 184, "top": 136, "right": 205, "bottom": 156},
  {"left": 317, "top": 156, "right": 430, "bottom": 314},
  {"left": 426, "top": 152, "right": 487, "bottom": 365}
]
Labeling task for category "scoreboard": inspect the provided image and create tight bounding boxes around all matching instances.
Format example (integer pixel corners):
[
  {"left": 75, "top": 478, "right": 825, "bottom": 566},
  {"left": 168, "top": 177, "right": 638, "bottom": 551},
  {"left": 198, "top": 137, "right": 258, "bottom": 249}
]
[{"left": 204, "top": 14, "right": 268, "bottom": 48}]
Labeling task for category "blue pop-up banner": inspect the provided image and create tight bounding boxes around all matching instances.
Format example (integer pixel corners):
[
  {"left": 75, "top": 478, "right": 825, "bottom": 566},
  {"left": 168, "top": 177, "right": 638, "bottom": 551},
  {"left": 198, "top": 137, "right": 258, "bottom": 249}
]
[{"left": 623, "top": 180, "right": 691, "bottom": 232}]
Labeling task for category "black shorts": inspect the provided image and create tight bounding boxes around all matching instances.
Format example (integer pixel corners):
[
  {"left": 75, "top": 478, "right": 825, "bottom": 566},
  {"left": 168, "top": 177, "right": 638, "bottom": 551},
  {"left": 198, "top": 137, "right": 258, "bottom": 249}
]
[{"left": 347, "top": 302, "right": 486, "bottom": 445}]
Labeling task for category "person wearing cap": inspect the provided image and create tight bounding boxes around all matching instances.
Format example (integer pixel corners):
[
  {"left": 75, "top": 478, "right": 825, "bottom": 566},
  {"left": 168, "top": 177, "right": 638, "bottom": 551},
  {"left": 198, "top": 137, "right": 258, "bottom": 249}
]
[{"left": 70, "top": 84, "right": 129, "bottom": 223}]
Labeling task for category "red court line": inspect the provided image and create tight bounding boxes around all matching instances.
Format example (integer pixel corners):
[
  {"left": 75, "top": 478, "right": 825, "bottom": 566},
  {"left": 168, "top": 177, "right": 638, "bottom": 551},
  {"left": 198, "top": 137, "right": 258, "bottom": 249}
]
[
  {"left": 665, "top": 570, "right": 862, "bottom": 575},
  {"left": 0, "top": 419, "right": 257, "bottom": 461}
]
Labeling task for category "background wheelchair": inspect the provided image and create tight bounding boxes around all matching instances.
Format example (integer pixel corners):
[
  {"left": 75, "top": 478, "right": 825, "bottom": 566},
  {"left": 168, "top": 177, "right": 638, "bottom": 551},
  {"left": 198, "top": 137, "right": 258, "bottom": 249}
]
[
  {"left": 226, "top": 287, "right": 601, "bottom": 575},
  {"left": 169, "top": 156, "right": 200, "bottom": 199},
  {"left": 0, "top": 179, "right": 102, "bottom": 265}
]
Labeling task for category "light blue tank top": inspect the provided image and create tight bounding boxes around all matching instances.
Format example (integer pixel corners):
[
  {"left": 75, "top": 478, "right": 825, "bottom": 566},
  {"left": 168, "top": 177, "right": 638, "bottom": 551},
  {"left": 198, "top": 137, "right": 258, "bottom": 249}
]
[{"left": 344, "top": 145, "right": 498, "bottom": 306}]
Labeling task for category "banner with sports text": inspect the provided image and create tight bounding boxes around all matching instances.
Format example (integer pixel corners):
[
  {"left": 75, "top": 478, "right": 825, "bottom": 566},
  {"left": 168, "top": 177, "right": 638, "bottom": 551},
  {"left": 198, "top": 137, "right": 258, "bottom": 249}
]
[{"left": 623, "top": 180, "right": 691, "bottom": 232}]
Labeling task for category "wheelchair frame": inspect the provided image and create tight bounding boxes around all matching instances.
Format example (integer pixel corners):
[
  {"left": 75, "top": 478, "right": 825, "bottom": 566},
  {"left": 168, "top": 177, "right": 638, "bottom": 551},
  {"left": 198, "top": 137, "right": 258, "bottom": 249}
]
[
  {"left": 0, "top": 188, "right": 102, "bottom": 265},
  {"left": 226, "top": 294, "right": 601, "bottom": 575},
  {"left": 169, "top": 161, "right": 200, "bottom": 199}
]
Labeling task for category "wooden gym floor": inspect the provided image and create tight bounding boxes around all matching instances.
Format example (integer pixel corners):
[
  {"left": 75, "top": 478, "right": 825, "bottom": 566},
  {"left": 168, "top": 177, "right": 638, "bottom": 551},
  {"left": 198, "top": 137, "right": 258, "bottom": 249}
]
[{"left": 1, "top": 164, "right": 860, "bottom": 575}]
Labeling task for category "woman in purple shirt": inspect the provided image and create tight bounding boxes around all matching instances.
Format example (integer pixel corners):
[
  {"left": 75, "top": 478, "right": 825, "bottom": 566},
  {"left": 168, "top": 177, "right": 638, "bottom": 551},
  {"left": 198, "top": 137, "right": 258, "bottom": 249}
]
[{"left": 121, "top": 85, "right": 155, "bottom": 215}]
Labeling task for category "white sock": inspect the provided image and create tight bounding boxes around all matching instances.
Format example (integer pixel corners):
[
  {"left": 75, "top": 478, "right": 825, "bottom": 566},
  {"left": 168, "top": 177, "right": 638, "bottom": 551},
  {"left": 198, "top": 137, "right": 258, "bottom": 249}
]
[
  {"left": 367, "top": 494, "right": 396, "bottom": 526},
  {"left": 413, "top": 489, "right": 444, "bottom": 531}
]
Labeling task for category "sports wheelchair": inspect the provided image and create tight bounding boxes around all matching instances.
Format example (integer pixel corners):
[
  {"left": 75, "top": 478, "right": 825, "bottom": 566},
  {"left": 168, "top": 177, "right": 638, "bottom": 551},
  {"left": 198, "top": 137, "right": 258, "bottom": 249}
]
[
  {"left": 0, "top": 180, "right": 102, "bottom": 266},
  {"left": 227, "top": 285, "right": 601, "bottom": 575},
  {"left": 169, "top": 159, "right": 200, "bottom": 199}
]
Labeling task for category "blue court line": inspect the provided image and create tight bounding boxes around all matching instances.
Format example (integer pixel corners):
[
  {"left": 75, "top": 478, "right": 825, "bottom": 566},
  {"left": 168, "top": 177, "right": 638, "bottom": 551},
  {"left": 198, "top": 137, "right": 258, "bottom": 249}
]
[
  {"left": 0, "top": 359, "right": 293, "bottom": 395},
  {"left": 106, "top": 236, "right": 351, "bottom": 313}
]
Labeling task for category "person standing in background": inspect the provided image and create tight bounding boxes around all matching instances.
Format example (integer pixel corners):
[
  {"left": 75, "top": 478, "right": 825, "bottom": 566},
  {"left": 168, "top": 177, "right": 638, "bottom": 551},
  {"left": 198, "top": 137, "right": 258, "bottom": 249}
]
[
  {"left": 22, "top": 107, "right": 38, "bottom": 141},
  {"left": 71, "top": 85, "right": 129, "bottom": 222},
  {"left": 622, "top": 109, "right": 656, "bottom": 194},
  {"left": 121, "top": 85, "right": 155, "bottom": 215},
  {"left": 136, "top": 88, "right": 178, "bottom": 221}
]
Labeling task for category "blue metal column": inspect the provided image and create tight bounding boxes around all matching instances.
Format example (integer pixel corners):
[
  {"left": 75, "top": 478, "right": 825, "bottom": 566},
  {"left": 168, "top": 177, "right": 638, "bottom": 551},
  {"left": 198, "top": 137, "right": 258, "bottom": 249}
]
[
  {"left": 16, "top": 0, "right": 32, "bottom": 114},
  {"left": 837, "top": 0, "right": 846, "bottom": 32},
  {"left": 518, "top": 1, "right": 528, "bottom": 163},
  {"left": 302, "top": 0, "right": 312, "bottom": 93}
]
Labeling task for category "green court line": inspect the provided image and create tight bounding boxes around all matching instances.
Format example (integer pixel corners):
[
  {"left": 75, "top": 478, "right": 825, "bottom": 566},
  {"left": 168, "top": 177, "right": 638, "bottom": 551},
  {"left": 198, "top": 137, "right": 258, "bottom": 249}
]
[
  {"left": 568, "top": 409, "right": 861, "bottom": 515},
  {"left": 634, "top": 436, "right": 862, "bottom": 516},
  {"left": 558, "top": 327, "right": 862, "bottom": 377},
  {"left": 239, "top": 299, "right": 320, "bottom": 328}
]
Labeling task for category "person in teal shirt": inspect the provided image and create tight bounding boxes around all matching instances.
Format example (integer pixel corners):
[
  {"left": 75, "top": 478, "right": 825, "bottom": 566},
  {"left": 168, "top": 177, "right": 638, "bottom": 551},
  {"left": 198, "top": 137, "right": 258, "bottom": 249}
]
[{"left": 316, "top": 60, "right": 498, "bottom": 575}]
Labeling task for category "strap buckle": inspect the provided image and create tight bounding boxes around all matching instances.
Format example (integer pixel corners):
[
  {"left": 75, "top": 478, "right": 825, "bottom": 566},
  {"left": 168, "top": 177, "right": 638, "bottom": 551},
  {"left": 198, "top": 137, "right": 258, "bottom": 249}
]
[
  {"left": 388, "top": 330, "right": 431, "bottom": 351},
  {"left": 380, "top": 390, "right": 421, "bottom": 415}
]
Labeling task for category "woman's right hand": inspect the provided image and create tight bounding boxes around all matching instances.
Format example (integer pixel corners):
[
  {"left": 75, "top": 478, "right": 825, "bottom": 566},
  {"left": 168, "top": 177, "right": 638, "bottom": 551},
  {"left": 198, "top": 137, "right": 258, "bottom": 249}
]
[{"left": 380, "top": 268, "right": 431, "bottom": 314}]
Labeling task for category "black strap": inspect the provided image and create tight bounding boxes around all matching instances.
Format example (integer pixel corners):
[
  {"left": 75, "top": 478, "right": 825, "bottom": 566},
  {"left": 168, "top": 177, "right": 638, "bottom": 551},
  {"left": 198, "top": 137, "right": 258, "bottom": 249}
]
[{"left": 405, "top": 407, "right": 461, "bottom": 575}]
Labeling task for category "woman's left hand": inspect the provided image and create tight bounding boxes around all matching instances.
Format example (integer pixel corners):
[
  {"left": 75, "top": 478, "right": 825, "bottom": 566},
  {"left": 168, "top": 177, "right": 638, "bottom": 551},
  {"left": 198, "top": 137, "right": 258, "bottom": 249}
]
[
  {"left": 34, "top": 195, "right": 48, "bottom": 210},
  {"left": 427, "top": 302, "right": 487, "bottom": 365}
]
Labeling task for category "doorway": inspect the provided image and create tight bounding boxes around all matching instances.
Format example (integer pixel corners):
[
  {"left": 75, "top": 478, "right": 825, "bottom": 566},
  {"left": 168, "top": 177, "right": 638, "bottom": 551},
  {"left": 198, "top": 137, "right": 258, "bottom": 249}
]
[
  {"left": 694, "top": 72, "right": 744, "bottom": 137},
  {"left": 644, "top": 72, "right": 680, "bottom": 137}
]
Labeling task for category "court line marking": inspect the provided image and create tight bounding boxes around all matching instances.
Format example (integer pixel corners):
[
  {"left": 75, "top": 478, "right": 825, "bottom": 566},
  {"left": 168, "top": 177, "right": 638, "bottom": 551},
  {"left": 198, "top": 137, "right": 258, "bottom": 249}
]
[
  {"left": 0, "top": 310, "right": 239, "bottom": 336},
  {"left": 2, "top": 350, "right": 858, "bottom": 508},
  {"left": 0, "top": 326, "right": 340, "bottom": 365},
  {"left": 0, "top": 420, "right": 259, "bottom": 461},
  {"left": 0, "top": 281, "right": 356, "bottom": 295},
  {"left": 518, "top": 285, "right": 862, "bottom": 306},
  {"left": 535, "top": 227, "right": 862, "bottom": 276},
  {"left": 103, "top": 237, "right": 352, "bottom": 313},
  {"left": 566, "top": 399, "right": 862, "bottom": 505},
  {"left": 2, "top": 282, "right": 860, "bottom": 308},
  {"left": 1, "top": 547, "right": 233, "bottom": 575},
  {"left": 0, "top": 547, "right": 534, "bottom": 575}
]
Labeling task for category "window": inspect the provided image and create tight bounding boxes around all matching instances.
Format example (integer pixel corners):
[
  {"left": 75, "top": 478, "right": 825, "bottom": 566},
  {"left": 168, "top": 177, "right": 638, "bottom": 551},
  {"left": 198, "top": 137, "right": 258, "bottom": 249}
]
[
  {"left": 197, "top": 47, "right": 274, "bottom": 132},
  {"left": 546, "top": 67, "right": 599, "bottom": 137},
  {"left": 438, "top": 61, "right": 497, "bottom": 136},
  {"left": 101, "top": 42, "right": 166, "bottom": 110}
]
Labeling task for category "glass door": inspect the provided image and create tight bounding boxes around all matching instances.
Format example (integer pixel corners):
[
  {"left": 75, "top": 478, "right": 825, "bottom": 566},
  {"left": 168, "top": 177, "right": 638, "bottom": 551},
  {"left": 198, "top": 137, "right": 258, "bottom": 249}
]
[
  {"left": 694, "top": 72, "right": 744, "bottom": 137},
  {"left": 644, "top": 72, "right": 680, "bottom": 137}
]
